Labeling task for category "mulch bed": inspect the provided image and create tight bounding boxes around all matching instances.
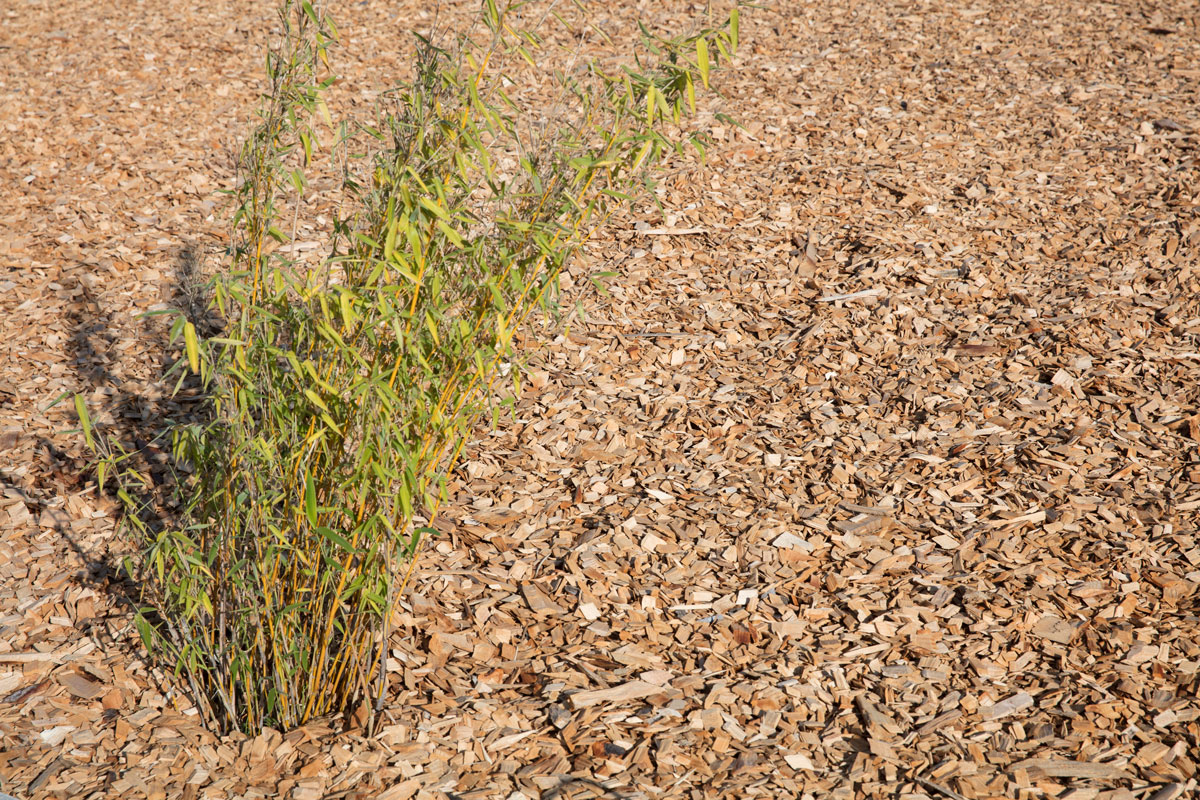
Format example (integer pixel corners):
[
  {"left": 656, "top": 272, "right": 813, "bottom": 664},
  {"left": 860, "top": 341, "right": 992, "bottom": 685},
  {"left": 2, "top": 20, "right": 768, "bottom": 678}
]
[{"left": 2, "top": 0, "right": 1199, "bottom": 798}]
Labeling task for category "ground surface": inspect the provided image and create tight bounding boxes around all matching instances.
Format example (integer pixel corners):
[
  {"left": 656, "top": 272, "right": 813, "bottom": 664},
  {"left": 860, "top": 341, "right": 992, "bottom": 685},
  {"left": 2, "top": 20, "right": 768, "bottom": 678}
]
[{"left": 3, "top": 1, "right": 1200, "bottom": 798}]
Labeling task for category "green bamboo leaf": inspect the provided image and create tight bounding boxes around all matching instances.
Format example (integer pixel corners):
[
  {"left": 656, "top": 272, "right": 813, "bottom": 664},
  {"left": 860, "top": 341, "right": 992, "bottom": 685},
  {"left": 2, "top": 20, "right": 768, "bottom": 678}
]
[
  {"left": 399, "top": 476, "right": 412, "bottom": 520},
  {"left": 184, "top": 321, "right": 200, "bottom": 374},
  {"left": 436, "top": 219, "right": 463, "bottom": 248},
  {"left": 168, "top": 315, "right": 186, "bottom": 342},
  {"left": 384, "top": 219, "right": 398, "bottom": 260},
  {"left": 407, "top": 526, "right": 437, "bottom": 557},
  {"left": 305, "top": 471, "right": 317, "bottom": 528},
  {"left": 316, "top": 97, "right": 333, "bottom": 128},
  {"left": 424, "top": 311, "right": 441, "bottom": 345},
  {"left": 655, "top": 86, "right": 671, "bottom": 118},
  {"left": 317, "top": 526, "right": 357, "bottom": 553},
  {"left": 631, "top": 140, "right": 652, "bottom": 172},
  {"left": 696, "top": 37, "right": 710, "bottom": 88},
  {"left": 301, "top": 0, "right": 319, "bottom": 27},
  {"left": 496, "top": 314, "right": 512, "bottom": 348},
  {"left": 134, "top": 614, "right": 156, "bottom": 652},
  {"left": 418, "top": 196, "right": 449, "bottom": 221},
  {"left": 74, "top": 395, "right": 94, "bottom": 450},
  {"left": 355, "top": 233, "right": 382, "bottom": 250},
  {"left": 304, "top": 388, "right": 330, "bottom": 413}
]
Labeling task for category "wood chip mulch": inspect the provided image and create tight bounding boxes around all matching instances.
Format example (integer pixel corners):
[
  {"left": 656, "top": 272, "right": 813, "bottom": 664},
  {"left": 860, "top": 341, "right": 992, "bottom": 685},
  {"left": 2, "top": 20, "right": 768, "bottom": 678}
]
[{"left": 2, "top": 0, "right": 1199, "bottom": 799}]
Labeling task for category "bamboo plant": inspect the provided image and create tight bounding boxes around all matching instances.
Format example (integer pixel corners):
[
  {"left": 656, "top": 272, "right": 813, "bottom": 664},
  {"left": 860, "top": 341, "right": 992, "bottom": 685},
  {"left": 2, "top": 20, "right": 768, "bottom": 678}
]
[{"left": 79, "top": 0, "right": 740, "bottom": 734}]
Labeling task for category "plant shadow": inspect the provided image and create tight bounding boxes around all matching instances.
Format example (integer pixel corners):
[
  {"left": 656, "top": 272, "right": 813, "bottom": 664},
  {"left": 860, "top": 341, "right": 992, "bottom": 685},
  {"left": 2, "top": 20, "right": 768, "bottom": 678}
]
[{"left": 54, "top": 240, "right": 220, "bottom": 636}]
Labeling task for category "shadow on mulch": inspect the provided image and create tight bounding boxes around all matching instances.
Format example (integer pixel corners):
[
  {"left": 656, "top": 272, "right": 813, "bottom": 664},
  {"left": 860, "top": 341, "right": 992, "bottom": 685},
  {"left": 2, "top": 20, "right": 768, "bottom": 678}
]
[{"left": 48, "top": 240, "right": 220, "bottom": 619}]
